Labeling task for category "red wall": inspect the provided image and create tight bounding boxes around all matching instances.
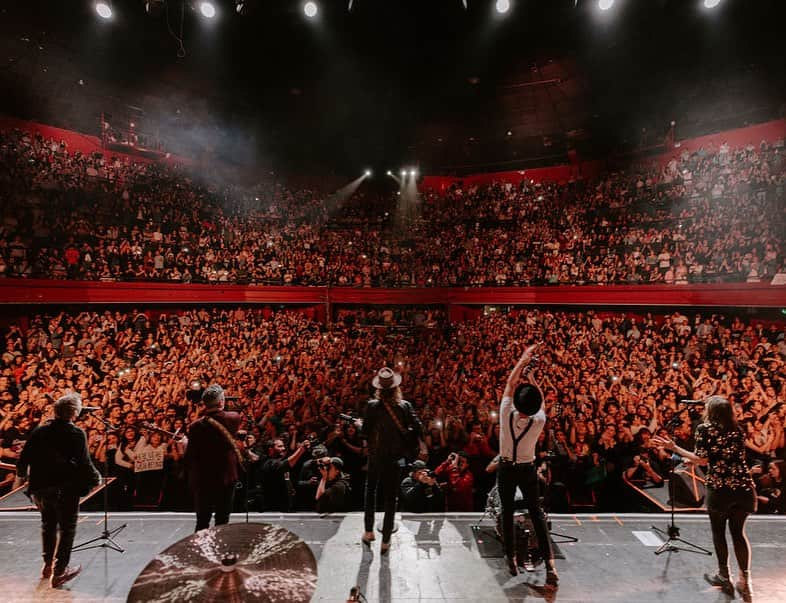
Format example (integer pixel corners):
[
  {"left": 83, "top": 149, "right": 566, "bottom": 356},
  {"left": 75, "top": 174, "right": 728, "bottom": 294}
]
[
  {"left": 422, "top": 119, "right": 786, "bottom": 191},
  {"left": 422, "top": 160, "right": 606, "bottom": 192},
  {"left": 656, "top": 119, "right": 786, "bottom": 166},
  {"left": 0, "top": 116, "right": 194, "bottom": 168},
  {"left": 1, "top": 279, "right": 784, "bottom": 309}
]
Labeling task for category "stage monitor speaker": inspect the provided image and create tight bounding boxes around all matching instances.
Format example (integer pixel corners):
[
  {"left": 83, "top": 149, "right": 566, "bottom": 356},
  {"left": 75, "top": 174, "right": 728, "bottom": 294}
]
[{"left": 670, "top": 463, "right": 706, "bottom": 507}]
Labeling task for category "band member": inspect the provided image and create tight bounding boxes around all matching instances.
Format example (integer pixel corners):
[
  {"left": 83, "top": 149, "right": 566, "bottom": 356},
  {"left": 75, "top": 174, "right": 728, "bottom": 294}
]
[
  {"left": 652, "top": 396, "right": 757, "bottom": 599},
  {"left": 361, "top": 367, "right": 423, "bottom": 553},
  {"left": 184, "top": 384, "right": 242, "bottom": 531},
  {"left": 14, "top": 393, "right": 100, "bottom": 588},
  {"left": 498, "top": 345, "right": 558, "bottom": 585}
]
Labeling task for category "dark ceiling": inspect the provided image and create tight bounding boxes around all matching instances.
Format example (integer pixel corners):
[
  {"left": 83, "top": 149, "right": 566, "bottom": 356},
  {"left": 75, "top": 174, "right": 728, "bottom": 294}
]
[{"left": 1, "top": 0, "right": 785, "bottom": 177}]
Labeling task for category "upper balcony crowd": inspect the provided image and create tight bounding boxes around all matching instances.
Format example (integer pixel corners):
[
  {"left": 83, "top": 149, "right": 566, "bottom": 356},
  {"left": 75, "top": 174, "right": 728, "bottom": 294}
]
[{"left": 1, "top": 127, "right": 784, "bottom": 287}]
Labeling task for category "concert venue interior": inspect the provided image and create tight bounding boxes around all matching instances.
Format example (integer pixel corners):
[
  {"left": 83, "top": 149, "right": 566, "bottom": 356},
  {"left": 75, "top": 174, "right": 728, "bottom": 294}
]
[{"left": 1, "top": 0, "right": 785, "bottom": 601}]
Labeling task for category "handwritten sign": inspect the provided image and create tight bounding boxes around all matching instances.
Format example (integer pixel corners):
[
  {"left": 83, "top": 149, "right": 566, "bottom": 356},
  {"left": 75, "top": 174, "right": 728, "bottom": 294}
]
[{"left": 134, "top": 447, "right": 165, "bottom": 473}]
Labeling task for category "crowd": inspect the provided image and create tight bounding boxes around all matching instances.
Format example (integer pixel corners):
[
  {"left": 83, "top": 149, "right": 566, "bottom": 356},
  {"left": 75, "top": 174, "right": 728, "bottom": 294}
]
[
  {"left": 1, "top": 127, "right": 784, "bottom": 286},
  {"left": 1, "top": 305, "right": 784, "bottom": 514}
]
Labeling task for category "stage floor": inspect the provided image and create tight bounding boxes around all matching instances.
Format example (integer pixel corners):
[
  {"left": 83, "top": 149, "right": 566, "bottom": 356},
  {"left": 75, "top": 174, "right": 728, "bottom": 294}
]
[{"left": 0, "top": 512, "right": 784, "bottom": 602}]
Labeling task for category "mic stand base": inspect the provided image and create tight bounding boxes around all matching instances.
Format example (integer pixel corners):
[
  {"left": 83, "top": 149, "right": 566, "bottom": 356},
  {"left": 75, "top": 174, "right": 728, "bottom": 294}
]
[
  {"left": 72, "top": 523, "right": 127, "bottom": 553},
  {"left": 651, "top": 523, "right": 712, "bottom": 556}
]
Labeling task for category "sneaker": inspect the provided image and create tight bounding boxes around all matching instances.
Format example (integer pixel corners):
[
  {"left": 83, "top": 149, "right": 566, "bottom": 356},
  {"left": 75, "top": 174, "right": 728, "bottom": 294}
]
[
  {"left": 40, "top": 562, "right": 53, "bottom": 580},
  {"left": 50, "top": 565, "right": 81, "bottom": 589},
  {"left": 704, "top": 573, "right": 733, "bottom": 595},
  {"left": 361, "top": 531, "right": 375, "bottom": 545}
]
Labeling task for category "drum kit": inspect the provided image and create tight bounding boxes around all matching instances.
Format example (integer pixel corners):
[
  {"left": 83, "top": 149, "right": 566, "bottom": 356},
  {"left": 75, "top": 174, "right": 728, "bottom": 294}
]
[{"left": 127, "top": 523, "right": 318, "bottom": 603}]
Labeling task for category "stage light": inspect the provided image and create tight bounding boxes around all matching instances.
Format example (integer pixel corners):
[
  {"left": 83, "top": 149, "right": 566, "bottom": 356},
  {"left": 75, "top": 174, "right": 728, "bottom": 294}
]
[
  {"left": 409, "top": 169, "right": 416, "bottom": 177},
  {"left": 364, "top": 169, "right": 372, "bottom": 177},
  {"left": 703, "top": 0, "right": 721, "bottom": 7},
  {"left": 95, "top": 1, "right": 113, "bottom": 19},
  {"left": 495, "top": 0, "right": 510, "bottom": 14},
  {"left": 146, "top": 0, "right": 164, "bottom": 16},
  {"left": 236, "top": 0, "right": 259, "bottom": 15},
  {"left": 199, "top": 1, "right": 216, "bottom": 18},
  {"left": 400, "top": 169, "right": 406, "bottom": 177},
  {"left": 598, "top": 0, "right": 614, "bottom": 10},
  {"left": 304, "top": 1, "right": 318, "bottom": 18},
  {"left": 386, "top": 170, "right": 393, "bottom": 176}
]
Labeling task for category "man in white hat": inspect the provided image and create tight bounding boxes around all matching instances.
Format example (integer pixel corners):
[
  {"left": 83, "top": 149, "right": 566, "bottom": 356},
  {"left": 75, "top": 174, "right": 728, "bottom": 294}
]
[{"left": 360, "top": 366, "right": 423, "bottom": 553}]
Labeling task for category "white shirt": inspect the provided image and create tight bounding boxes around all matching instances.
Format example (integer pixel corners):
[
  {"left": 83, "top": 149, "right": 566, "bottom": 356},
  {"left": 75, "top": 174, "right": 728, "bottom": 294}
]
[{"left": 499, "top": 396, "right": 546, "bottom": 463}]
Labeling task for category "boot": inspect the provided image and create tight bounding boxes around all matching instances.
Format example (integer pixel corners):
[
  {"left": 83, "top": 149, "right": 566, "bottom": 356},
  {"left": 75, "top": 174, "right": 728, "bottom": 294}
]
[
  {"left": 506, "top": 555, "right": 518, "bottom": 577},
  {"left": 736, "top": 570, "right": 753, "bottom": 600},
  {"left": 704, "top": 572, "right": 733, "bottom": 595},
  {"left": 361, "top": 531, "right": 375, "bottom": 545},
  {"left": 545, "top": 560, "right": 559, "bottom": 586},
  {"left": 51, "top": 565, "right": 81, "bottom": 589}
]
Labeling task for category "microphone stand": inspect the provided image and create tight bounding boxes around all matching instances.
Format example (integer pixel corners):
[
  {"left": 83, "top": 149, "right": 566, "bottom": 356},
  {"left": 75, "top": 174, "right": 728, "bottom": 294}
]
[
  {"left": 651, "top": 405, "right": 711, "bottom": 556},
  {"left": 72, "top": 411, "right": 126, "bottom": 554},
  {"left": 228, "top": 401, "right": 256, "bottom": 524}
]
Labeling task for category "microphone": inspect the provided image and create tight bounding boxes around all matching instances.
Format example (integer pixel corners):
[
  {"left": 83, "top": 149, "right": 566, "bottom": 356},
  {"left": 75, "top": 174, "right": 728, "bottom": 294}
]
[
  {"left": 80, "top": 406, "right": 102, "bottom": 413},
  {"left": 679, "top": 399, "right": 706, "bottom": 405}
]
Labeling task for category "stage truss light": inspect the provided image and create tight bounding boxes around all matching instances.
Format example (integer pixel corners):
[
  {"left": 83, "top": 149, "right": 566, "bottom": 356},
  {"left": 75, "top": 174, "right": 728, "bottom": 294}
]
[
  {"left": 199, "top": 1, "right": 216, "bottom": 18},
  {"left": 304, "top": 1, "right": 318, "bottom": 18},
  {"left": 145, "top": 0, "right": 164, "bottom": 16},
  {"left": 364, "top": 169, "right": 372, "bottom": 177},
  {"left": 386, "top": 170, "right": 393, "bottom": 176},
  {"left": 704, "top": 0, "right": 721, "bottom": 8},
  {"left": 495, "top": 0, "right": 510, "bottom": 15},
  {"left": 400, "top": 169, "right": 406, "bottom": 177},
  {"left": 598, "top": 0, "right": 614, "bottom": 10},
  {"left": 95, "top": 1, "right": 113, "bottom": 19},
  {"left": 409, "top": 169, "right": 417, "bottom": 177}
]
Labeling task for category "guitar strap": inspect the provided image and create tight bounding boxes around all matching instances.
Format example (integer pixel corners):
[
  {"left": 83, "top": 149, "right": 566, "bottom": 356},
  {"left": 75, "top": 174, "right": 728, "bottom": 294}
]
[
  {"left": 205, "top": 416, "right": 244, "bottom": 468},
  {"left": 382, "top": 401, "right": 408, "bottom": 436}
]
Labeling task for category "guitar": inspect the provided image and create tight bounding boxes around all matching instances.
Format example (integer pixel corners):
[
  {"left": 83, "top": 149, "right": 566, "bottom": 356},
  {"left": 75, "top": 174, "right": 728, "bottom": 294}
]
[{"left": 139, "top": 422, "right": 184, "bottom": 441}]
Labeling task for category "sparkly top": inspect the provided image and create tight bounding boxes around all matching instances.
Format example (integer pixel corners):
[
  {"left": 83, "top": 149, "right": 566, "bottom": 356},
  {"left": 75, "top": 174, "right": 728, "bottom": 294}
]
[{"left": 694, "top": 422, "right": 754, "bottom": 492}]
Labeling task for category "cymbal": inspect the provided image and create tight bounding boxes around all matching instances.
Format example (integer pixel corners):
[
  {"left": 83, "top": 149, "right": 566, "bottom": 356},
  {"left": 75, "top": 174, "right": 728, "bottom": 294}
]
[{"left": 127, "top": 522, "right": 317, "bottom": 603}]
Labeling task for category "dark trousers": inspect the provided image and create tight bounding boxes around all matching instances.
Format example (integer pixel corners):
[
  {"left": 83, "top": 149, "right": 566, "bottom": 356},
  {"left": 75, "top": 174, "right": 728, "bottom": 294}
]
[
  {"left": 498, "top": 462, "right": 553, "bottom": 561},
  {"left": 194, "top": 483, "right": 236, "bottom": 532},
  {"left": 364, "top": 458, "right": 401, "bottom": 542},
  {"left": 32, "top": 487, "right": 80, "bottom": 574}
]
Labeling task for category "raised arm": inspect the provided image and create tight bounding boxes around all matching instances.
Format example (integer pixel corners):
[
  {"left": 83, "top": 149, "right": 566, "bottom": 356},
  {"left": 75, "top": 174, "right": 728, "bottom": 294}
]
[{"left": 503, "top": 344, "right": 539, "bottom": 400}]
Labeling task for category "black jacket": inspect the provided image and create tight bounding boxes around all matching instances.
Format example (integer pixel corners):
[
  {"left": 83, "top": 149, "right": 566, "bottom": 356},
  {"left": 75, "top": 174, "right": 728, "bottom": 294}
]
[
  {"left": 400, "top": 476, "right": 445, "bottom": 513},
  {"left": 184, "top": 409, "right": 243, "bottom": 491},
  {"left": 362, "top": 398, "right": 423, "bottom": 461},
  {"left": 17, "top": 419, "right": 100, "bottom": 495}
]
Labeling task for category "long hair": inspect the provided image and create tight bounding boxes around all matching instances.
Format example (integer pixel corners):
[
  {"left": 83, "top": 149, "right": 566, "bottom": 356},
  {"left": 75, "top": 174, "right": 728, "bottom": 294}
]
[
  {"left": 376, "top": 386, "right": 402, "bottom": 404},
  {"left": 703, "top": 395, "right": 739, "bottom": 432}
]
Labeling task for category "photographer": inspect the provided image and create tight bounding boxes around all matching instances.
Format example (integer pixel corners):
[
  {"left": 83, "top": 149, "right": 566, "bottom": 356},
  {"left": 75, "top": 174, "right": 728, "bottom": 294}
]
[
  {"left": 260, "top": 436, "right": 310, "bottom": 512},
  {"left": 315, "top": 457, "right": 351, "bottom": 513},
  {"left": 400, "top": 460, "right": 445, "bottom": 513},
  {"left": 434, "top": 451, "right": 474, "bottom": 511},
  {"left": 623, "top": 450, "right": 665, "bottom": 486},
  {"left": 296, "top": 444, "right": 329, "bottom": 511}
]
